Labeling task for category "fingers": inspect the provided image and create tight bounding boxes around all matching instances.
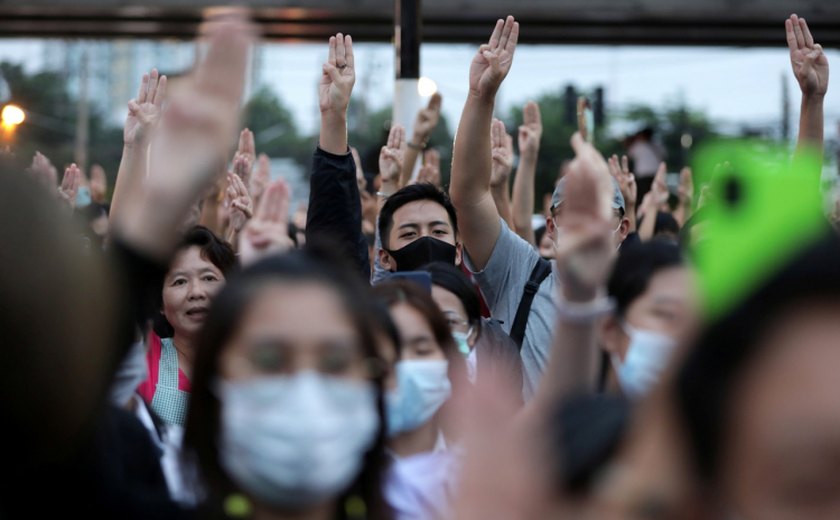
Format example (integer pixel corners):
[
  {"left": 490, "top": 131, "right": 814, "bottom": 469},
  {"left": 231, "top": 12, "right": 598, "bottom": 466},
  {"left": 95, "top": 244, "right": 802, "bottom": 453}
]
[
  {"left": 488, "top": 18, "right": 504, "bottom": 49},
  {"left": 344, "top": 34, "right": 354, "bottom": 69},
  {"left": 394, "top": 125, "right": 405, "bottom": 150},
  {"left": 153, "top": 74, "right": 167, "bottom": 106},
  {"left": 655, "top": 161, "right": 667, "bottom": 182},
  {"left": 323, "top": 62, "right": 342, "bottom": 84},
  {"left": 427, "top": 92, "right": 442, "bottom": 112},
  {"left": 523, "top": 100, "right": 541, "bottom": 127},
  {"left": 570, "top": 131, "right": 587, "bottom": 155},
  {"left": 424, "top": 148, "right": 441, "bottom": 168},
  {"left": 147, "top": 69, "right": 160, "bottom": 106},
  {"left": 800, "top": 17, "right": 815, "bottom": 47},
  {"left": 791, "top": 13, "right": 805, "bottom": 48},
  {"left": 621, "top": 155, "right": 630, "bottom": 175},
  {"left": 506, "top": 20, "right": 520, "bottom": 54},
  {"left": 137, "top": 73, "right": 149, "bottom": 104},
  {"left": 194, "top": 12, "right": 255, "bottom": 103},
  {"left": 498, "top": 15, "right": 515, "bottom": 51},
  {"left": 336, "top": 32, "right": 346, "bottom": 68},
  {"left": 328, "top": 35, "right": 336, "bottom": 66},
  {"left": 239, "top": 128, "right": 255, "bottom": 157},
  {"left": 491, "top": 118, "right": 503, "bottom": 149},
  {"left": 504, "top": 132, "right": 513, "bottom": 153}
]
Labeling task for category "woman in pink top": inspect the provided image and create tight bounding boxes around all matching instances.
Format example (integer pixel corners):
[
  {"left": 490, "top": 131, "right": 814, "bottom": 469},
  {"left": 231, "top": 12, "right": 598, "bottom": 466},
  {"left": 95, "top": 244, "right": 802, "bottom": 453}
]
[{"left": 137, "top": 225, "right": 237, "bottom": 426}]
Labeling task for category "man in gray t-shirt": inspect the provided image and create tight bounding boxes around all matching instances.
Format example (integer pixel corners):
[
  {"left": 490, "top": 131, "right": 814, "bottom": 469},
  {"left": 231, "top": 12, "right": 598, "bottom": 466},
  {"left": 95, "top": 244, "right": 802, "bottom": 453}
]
[{"left": 462, "top": 176, "right": 628, "bottom": 399}]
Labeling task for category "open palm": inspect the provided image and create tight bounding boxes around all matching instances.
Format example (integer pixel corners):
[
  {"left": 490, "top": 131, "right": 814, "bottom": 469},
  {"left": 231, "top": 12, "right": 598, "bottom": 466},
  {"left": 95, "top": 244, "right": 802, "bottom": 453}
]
[
  {"left": 786, "top": 14, "right": 828, "bottom": 97},
  {"left": 124, "top": 69, "right": 166, "bottom": 145},
  {"left": 318, "top": 33, "right": 355, "bottom": 115},
  {"left": 469, "top": 16, "right": 519, "bottom": 99}
]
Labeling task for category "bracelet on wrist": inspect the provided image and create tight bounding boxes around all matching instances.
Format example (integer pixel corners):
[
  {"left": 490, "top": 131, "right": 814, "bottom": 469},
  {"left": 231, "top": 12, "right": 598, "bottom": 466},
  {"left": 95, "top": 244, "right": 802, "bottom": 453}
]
[
  {"left": 407, "top": 141, "right": 427, "bottom": 151},
  {"left": 554, "top": 294, "right": 615, "bottom": 323},
  {"left": 376, "top": 191, "right": 392, "bottom": 198}
]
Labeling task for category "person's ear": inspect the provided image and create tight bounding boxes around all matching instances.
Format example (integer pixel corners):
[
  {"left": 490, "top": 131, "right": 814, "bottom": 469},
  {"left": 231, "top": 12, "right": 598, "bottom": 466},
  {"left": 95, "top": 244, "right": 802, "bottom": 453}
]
[
  {"left": 455, "top": 241, "right": 463, "bottom": 266},
  {"left": 619, "top": 216, "right": 630, "bottom": 241},
  {"left": 467, "top": 322, "right": 479, "bottom": 347},
  {"left": 378, "top": 248, "right": 396, "bottom": 272},
  {"left": 545, "top": 215, "right": 556, "bottom": 241},
  {"left": 599, "top": 314, "right": 626, "bottom": 359}
]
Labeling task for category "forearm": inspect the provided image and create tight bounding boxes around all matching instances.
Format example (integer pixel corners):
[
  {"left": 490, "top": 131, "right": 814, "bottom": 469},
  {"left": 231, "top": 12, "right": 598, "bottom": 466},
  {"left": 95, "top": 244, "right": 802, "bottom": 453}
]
[
  {"left": 451, "top": 95, "right": 495, "bottom": 207},
  {"left": 638, "top": 206, "right": 657, "bottom": 241},
  {"left": 797, "top": 94, "right": 825, "bottom": 153},
  {"left": 511, "top": 153, "right": 537, "bottom": 245},
  {"left": 673, "top": 199, "right": 691, "bottom": 228},
  {"left": 320, "top": 112, "right": 348, "bottom": 156},
  {"left": 400, "top": 142, "right": 423, "bottom": 188},
  {"left": 110, "top": 143, "right": 149, "bottom": 220},
  {"left": 491, "top": 182, "right": 514, "bottom": 228}
]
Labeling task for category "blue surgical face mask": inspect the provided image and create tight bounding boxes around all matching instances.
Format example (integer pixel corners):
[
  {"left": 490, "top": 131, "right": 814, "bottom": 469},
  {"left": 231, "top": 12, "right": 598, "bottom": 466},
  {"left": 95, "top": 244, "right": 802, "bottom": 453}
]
[
  {"left": 452, "top": 328, "right": 472, "bottom": 356},
  {"left": 76, "top": 185, "right": 92, "bottom": 208},
  {"left": 217, "top": 371, "right": 379, "bottom": 509},
  {"left": 386, "top": 359, "right": 451, "bottom": 437},
  {"left": 611, "top": 322, "right": 677, "bottom": 400}
]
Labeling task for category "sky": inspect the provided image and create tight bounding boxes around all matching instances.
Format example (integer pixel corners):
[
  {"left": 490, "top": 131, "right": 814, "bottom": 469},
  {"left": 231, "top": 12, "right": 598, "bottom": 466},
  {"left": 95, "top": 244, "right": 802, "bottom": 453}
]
[
  {"left": 1, "top": 37, "right": 838, "bottom": 146},
  {"left": 256, "top": 42, "right": 840, "bottom": 142}
]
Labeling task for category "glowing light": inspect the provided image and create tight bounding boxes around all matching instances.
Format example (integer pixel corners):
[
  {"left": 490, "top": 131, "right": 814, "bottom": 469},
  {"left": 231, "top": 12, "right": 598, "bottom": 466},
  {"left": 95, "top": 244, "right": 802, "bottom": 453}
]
[
  {"left": 2, "top": 104, "right": 25, "bottom": 128},
  {"left": 417, "top": 77, "right": 438, "bottom": 97}
]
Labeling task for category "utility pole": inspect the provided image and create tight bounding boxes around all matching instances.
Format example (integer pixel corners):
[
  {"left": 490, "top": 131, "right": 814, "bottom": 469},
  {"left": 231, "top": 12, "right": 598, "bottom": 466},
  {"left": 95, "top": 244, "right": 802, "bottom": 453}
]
[
  {"left": 74, "top": 47, "right": 90, "bottom": 172},
  {"left": 394, "top": 0, "right": 423, "bottom": 179}
]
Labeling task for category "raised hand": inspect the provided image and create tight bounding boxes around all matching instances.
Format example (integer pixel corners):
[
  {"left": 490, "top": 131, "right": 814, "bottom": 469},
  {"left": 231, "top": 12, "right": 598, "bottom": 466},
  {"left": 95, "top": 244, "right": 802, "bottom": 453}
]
[
  {"left": 412, "top": 92, "right": 442, "bottom": 146},
  {"left": 249, "top": 153, "right": 270, "bottom": 202},
  {"left": 469, "top": 16, "right": 519, "bottom": 99},
  {"left": 786, "top": 14, "right": 828, "bottom": 98},
  {"left": 319, "top": 33, "right": 355, "bottom": 117},
  {"left": 239, "top": 178, "right": 295, "bottom": 266},
  {"left": 227, "top": 159, "right": 254, "bottom": 233},
  {"left": 490, "top": 119, "right": 513, "bottom": 187},
  {"left": 554, "top": 133, "right": 615, "bottom": 301},
  {"left": 28, "top": 151, "right": 58, "bottom": 190},
  {"left": 350, "top": 146, "right": 366, "bottom": 193},
  {"left": 58, "top": 163, "right": 82, "bottom": 209},
  {"left": 608, "top": 154, "right": 637, "bottom": 210},
  {"left": 232, "top": 128, "right": 256, "bottom": 186},
  {"left": 379, "top": 124, "right": 405, "bottom": 186},
  {"left": 416, "top": 148, "right": 442, "bottom": 187},
  {"left": 518, "top": 101, "right": 542, "bottom": 159},
  {"left": 124, "top": 68, "right": 167, "bottom": 146},
  {"left": 90, "top": 164, "right": 108, "bottom": 204}
]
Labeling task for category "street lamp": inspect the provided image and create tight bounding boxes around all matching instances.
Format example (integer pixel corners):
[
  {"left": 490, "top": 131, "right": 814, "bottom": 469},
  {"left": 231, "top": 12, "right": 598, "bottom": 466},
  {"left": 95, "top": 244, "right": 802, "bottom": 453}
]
[{"left": 1, "top": 104, "right": 25, "bottom": 130}]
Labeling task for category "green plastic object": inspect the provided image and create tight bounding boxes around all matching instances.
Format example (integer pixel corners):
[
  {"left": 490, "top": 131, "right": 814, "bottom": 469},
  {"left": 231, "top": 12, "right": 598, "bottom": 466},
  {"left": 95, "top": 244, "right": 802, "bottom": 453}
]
[{"left": 688, "top": 140, "right": 827, "bottom": 319}]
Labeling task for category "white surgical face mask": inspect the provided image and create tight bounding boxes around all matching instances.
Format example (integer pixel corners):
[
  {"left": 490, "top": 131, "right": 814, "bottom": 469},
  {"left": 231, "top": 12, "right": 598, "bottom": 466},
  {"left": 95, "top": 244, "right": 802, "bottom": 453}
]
[
  {"left": 217, "top": 371, "right": 379, "bottom": 509},
  {"left": 386, "top": 359, "right": 451, "bottom": 437},
  {"left": 611, "top": 322, "right": 677, "bottom": 400}
]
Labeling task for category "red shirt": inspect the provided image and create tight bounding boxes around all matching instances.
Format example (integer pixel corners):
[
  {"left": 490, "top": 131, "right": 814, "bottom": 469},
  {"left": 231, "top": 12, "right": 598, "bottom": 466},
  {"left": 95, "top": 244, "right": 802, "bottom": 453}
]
[{"left": 136, "top": 332, "right": 192, "bottom": 403}]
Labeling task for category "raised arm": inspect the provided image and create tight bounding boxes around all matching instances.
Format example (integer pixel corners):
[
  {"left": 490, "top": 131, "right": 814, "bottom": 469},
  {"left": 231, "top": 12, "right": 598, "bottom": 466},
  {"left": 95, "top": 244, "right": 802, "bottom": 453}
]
[
  {"left": 511, "top": 101, "right": 542, "bottom": 245},
  {"left": 400, "top": 92, "right": 442, "bottom": 188},
  {"left": 608, "top": 154, "right": 637, "bottom": 232},
  {"left": 786, "top": 14, "right": 828, "bottom": 153},
  {"left": 318, "top": 33, "right": 354, "bottom": 154},
  {"left": 110, "top": 69, "right": 166, "bottom": 219},
  {"left": 637, "top": 162, "right": 667, "bottom": 242},
  {"left": 490, "top": 118, "right": 514, "bottom": 227},
  {"left": 307, "top": 33, "right": 370, "bottom": 279},
  {"left": 524, "top": 132, "right": 615, "bottom": 418},
  {"left": 111, "top": 13, "right": 253, "bottom": 261},
  {"left": 449, "top": 16, "right": 519, "bottom": 270}
]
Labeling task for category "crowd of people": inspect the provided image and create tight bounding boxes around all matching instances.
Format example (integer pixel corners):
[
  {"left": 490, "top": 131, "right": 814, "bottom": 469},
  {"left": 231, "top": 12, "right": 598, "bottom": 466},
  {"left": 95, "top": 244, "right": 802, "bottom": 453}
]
[{"left": 1, "top": 9, "right": 837, "bottom": 520}]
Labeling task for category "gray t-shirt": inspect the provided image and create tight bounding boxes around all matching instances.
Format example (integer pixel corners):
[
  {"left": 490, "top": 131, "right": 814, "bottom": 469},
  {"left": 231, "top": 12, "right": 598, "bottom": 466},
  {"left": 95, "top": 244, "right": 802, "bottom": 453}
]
[{"left": 463, "top": 218, "right": 557, "bottom": 400}]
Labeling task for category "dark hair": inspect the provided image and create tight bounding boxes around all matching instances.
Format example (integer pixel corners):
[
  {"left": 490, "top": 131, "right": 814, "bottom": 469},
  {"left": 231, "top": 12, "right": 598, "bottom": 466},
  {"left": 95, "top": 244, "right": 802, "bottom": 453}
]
[
  {"left": 377, "top": 183, "right": 458, "bottom": 250},
  {"left": 421, "top": 262, "right": 481, "bottom": 326},
  {"left": 535, "top": 225, "right": 547, "bottom": 247},
  {"left": 608, "top": 240, "right": 684, "bottom": 318},
  {"left": 654, "top": 211, "right": 680, "bottom": 237},
  {"left": 371, "top": 280, "right": 467, "bottom": 391},
  {"left": 153, "top": 226, "right": 237, "bottom": 338},
  {"left": 183, "top": 250, "right": 393, "bottom": 519},
  {"left": 676, "top": 231, "right": 840, "bottom": 485}
]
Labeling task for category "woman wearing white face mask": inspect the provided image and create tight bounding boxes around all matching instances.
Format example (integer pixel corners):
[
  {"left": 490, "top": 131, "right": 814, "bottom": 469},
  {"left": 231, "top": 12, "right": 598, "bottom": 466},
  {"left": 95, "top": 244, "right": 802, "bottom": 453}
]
[
  {"left": 598, "top": 240, "right": 697, "bottom": 400},
  {"left": 421, "top": 262, "right": 523, "bottom": 401},
  {"left": 182, "top": 251, "right": 394, "bottom": 520},
  {"left": 371, "top": 280, "right": 468, "bottom": 520}
]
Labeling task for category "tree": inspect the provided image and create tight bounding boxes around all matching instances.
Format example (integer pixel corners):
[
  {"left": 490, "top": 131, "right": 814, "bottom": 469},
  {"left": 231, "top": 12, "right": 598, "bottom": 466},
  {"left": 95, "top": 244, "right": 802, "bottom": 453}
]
[{"left": 242, "top": 85, "right": 312, "bottom": 169}]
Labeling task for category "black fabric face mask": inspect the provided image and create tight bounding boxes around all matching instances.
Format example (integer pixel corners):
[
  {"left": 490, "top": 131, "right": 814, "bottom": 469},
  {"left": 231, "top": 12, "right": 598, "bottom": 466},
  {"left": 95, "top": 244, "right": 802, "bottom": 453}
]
[{"left": 386, "top": 236, "right": 457, "bottom": 272}]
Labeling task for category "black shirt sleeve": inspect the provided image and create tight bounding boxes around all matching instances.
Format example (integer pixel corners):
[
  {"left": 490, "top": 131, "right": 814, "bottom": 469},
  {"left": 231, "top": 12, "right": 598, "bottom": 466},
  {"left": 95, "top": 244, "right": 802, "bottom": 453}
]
[{"left": 306, "top": 146, "right": 370, "bottom": 281}]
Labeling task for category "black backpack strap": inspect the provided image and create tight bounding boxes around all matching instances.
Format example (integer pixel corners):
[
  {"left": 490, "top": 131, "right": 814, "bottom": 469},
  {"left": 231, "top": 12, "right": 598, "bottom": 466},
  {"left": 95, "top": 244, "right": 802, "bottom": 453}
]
[{"left": 510, "top": 258, "right": 552, "bottom": 349}]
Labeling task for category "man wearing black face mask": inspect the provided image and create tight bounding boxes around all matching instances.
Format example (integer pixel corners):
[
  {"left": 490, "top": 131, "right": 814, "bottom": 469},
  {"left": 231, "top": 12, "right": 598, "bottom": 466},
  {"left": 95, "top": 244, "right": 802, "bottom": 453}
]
[{"left": 376, "top": 183, "right": 462, "bottom": 274}]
